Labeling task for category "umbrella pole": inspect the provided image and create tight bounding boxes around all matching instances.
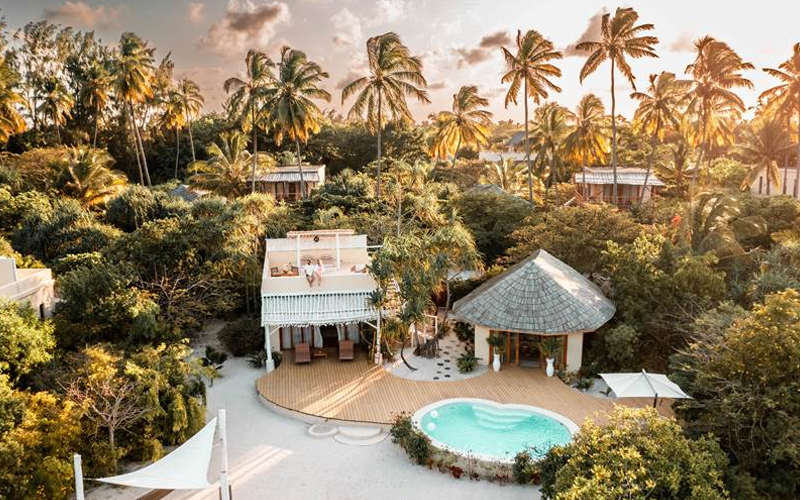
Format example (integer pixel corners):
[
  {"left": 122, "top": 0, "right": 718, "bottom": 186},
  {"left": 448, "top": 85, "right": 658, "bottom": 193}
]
[
  {"left": 73, "top": 454, "right": 85, "bottom": 500},
  {"left": 652, "top": 394, "right": 658, "bottom": 408},
  {"left": 219, "top": 410, "right": 231, "bottom": 500}
]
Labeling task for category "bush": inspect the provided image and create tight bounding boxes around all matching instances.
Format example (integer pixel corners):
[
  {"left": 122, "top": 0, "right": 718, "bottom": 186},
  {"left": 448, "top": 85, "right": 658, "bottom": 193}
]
[
  {"left": 453, "top": 321, "right": 474, "bottom": 343},
  {"left": 247, "top": 349, "right": 282, "bottom": 369},
  {"left": 513, "top": 449, "right": 541, "bottom": 485},
  {"left": 456, "top": 351, "right": 478, "bottom": 373},
  {"left": 390, "top": 413, "right": 431, "bottom": 466},
  {"left": 603, "top": 323, "right": 639, "bottom": 370},
  {"left": 218, "top": 317, "right": 262, "bottom": 356}
]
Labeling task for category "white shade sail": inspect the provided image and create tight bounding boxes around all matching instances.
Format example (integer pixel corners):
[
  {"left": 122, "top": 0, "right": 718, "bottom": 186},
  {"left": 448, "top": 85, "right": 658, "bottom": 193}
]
[
  {"left": 97, "top": 417, "right": 217, "bottom": 490},
  {"left": 600, "top": 370, "right": 691, "bottom": 400}
]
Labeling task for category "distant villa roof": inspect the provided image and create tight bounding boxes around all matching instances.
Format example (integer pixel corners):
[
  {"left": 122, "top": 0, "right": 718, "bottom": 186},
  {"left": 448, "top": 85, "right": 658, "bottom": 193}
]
[
  {"left": 451, "top": 249, "right": 615, "bottom": 335},
  {"left": 572, "top": 167, "right": 665, "bottom": 187},
  {"left": 250, "top": 165, "right": 325, "bottom": 183},
  {"left": 170, "top": 184, "right": 208, "bottom": 202}
]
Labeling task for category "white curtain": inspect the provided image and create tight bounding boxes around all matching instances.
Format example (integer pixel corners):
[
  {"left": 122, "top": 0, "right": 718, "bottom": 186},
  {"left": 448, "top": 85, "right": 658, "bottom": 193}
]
[
  {"left": 336, "top": 324, "right": 345, "bottom": 341},
  {"left": 281, "top": 327, "right": 292, "bottom": 349},
  {"left": 291, "top": 326, "right": 303, "bottom": 346},
  {"left": 347, "top": 322, "right": 360, "bottom": 343},
  {"left": 313, "top": 326, "right": 323, "bottom": 348}
]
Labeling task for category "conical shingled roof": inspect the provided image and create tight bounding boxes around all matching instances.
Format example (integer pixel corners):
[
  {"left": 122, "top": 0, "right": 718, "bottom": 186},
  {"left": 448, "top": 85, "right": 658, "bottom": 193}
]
[{"left": 451, "top": 249, "right": 615, "bottom": 335}]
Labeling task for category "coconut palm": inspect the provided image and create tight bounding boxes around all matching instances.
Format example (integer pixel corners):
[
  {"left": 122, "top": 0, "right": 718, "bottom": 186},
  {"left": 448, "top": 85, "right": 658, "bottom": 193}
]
[
  {"left": 429, "top": 85, "right": 493, "bottom": 167},
  {"left": 630, "top": 72, "right": 691, "bottom": 204},
  {"left": 174, "top": 78, "right": 204, "bottom": 162},
  {"left": 529, "top": 103, "right": 572, "bottom": 196},
  {"left": 225, "top": 50, "right": 274, "bottom": 194},
  {"left": 159, "top": 91, "right": 187, "bottom": 179},
  {"left": 79, "top": 59, "right": 113, "bottom": 148},
  {"left": 761, "top": 43, "right": 800, "bottom": 197},
  {"left": 0, "top": 52, "right": 26, "bottom": 144},
  {"left": 189, "top": 131, "right": 273, "bottom": 198},
  {"left": 60, "top": 147, "right": 128, "bottom": 207},
  {"left": 37, "top": 76, "right": 74, "bottom": 144},
  {"left": 564, "top": 94, "right": 610, "bottom": 195},
  {"left": 685, "top": 36, "right": 753, "bottom": 188},
  {"left": 484, "top": 155, "right": 527, "bottom": 195},
  {"left": 501, "top": 30, "right": 563, "bottom": 207},
  {"left": 341, "top": 32, "right": 430, "bottom": 198},
  {"left": 262, "top": 46, "right": 331, "bottom": 200},
  {"left": 113, "top": 32, "right": 155, "bottom": 186},
  {"left": 656, "top": 135, "right": 692, "bottom": 192},
  {"left": 577, "top": 7, "right": 659, "bottom": 201},
  {"left": 736, "top": 117, "right": 792, "bottom": 195}
]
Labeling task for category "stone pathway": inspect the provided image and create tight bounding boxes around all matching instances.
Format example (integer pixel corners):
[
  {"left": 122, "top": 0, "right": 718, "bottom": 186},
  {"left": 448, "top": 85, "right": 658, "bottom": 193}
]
[{"left": 384, "top": 332, "right": 488, "bottom": 381}]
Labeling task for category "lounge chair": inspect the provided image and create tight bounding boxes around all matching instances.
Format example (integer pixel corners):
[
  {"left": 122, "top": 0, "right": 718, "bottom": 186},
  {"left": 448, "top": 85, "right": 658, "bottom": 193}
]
[
  {"left": 338, "top": 339, "right": 355, "bottom": 361},
  {"left": 294, "top": 342, "right": 311, "bottom": 364}
]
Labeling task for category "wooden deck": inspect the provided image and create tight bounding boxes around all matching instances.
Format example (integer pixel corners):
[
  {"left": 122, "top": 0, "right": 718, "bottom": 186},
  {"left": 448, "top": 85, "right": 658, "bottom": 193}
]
[{"left": 256, "top": 352, "right": 673, "bottom": 426}]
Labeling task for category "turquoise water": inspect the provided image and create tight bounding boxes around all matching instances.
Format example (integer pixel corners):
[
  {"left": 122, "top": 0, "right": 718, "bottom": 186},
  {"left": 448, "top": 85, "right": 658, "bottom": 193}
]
[{"left": 418, "top": 401, "right": 572, "bottom": 460}]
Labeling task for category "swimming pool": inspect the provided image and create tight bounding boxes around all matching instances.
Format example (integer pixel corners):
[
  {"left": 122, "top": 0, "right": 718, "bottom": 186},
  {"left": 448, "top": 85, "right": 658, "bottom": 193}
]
[{"left": 413, "top": 399, "right": 578, "bottom": 462}]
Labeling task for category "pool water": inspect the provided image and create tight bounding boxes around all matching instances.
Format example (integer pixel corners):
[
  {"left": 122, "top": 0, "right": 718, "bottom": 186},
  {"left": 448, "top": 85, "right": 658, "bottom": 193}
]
[{"left": 417, "top": 401, "right": 573, "bottom": 461}]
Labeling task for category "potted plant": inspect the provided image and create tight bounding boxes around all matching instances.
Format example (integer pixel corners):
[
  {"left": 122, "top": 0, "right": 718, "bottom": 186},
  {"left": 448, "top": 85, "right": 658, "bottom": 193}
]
[
  {"left": 537, "top": 337, "right": 562, "bottom": 377},
  {"left": 486, "top": 334, "right": 506, "bottom": 372}
]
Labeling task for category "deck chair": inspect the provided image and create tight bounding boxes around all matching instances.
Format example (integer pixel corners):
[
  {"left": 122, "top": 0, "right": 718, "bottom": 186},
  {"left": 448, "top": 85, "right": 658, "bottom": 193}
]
[
  {"left": 294, "top": 342, "right": 311, "bottom": 364},
  {"left": 338, "top": 339, "right": 355, "bottom": 361}
]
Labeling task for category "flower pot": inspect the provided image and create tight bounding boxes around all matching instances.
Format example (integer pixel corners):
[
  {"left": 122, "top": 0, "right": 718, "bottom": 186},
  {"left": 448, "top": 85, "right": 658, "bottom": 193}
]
[
  {"left": 545, "top": 357, "right": 555, "bottom": 377},
  {"left": 492, "top": 353, "right": 501, "bottom": 372}
]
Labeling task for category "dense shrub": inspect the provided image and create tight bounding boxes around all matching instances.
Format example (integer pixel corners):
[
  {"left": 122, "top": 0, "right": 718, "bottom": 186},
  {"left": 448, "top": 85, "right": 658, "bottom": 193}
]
[
  {"left": 512, "top": 449, "right": 541, "bottom": 485},
  {"left": 603, "top": 323, "right": 639, "bottom": 371},
  {"left": 390, "top": 414, "right": 431, "bottom": 466},
  {"left": 105, "top": 185, "right": 190, "bottom": 232},
  {"left": 218, "top": 317, "right": 263, "bottom": 356}
]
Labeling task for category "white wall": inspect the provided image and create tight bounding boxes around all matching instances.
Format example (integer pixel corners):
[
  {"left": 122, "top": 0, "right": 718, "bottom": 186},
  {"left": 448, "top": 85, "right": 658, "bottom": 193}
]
[
  {"left": 565, "top": 332, "right": 584, "bottom": 372},
  {"left": 750, "top": 168, "right": 800, "bottom": 198},
  {"left": 474, "top": 325, "right": 491, "bottom": 366}
]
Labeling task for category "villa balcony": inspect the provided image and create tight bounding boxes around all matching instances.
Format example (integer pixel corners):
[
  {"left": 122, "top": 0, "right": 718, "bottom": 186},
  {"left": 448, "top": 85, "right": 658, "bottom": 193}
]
[{"left": 261, "top": 268, "right": 377, "bottom": 294}]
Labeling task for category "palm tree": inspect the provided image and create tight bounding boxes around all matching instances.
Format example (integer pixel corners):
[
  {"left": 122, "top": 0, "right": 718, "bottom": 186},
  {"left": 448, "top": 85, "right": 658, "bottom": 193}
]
[
  {"left": 483, "top": 155, "right": 527, "bottom": 195},
  {"left": 79, "top": 59, "right": 113, "bottom": 148},
  {"left": 564, "top": 94, "right": 610, "bottom": 196},
  {"left": 656, "top": 135, "right": 692, "bottom": 192},
  {"left": 501, "top": 30, "right": 563, "bottom": 207},
  {"left": 113, "top": 32, "right": 155, "bottom": 186},
  {"left": 429, "top": 85, "right": 493, "bottom": 167},
  {"left": 174, "top": 78, "right": 204, "bottom": 162},
  {"left": 0, "top": 51, "right": 27, "bottom": 144},
  {"left": 224, "top": 50, "right": 274, "bottom": 194},
  {"left": 341, "top": 32, "right": 430, "bottom": 198},
  {"left": 761, "top": 43, "right": 800, "bottom": 198},
  {"left": 262, "top": 47, "right": 331, "bottom": 200},
  {"left": 630, "top": 72, "right": 690, "bottom": 203},
  {"left": 37, "top": 76, "right": 74, "bottom": 144},
  {"left": 61, "top": 147, "right": 128, "bottom": 207},
  {"left": 577, "top": 7, "right": 659, "bottom": 202},
  {"left": 189, "top": 131, "right": 272, "bottom": 198},
  {"left": 737, "top": 117, "right": 792, "bottom": 195},
  {"left": 159, "top": 91, "right": 187, "bottom": 179},
  {"left": 529, "top": 103, "right": 572, "bottom": 197},
  {"left": 685, "top": 36, "right": 753, "bottom": 188}
]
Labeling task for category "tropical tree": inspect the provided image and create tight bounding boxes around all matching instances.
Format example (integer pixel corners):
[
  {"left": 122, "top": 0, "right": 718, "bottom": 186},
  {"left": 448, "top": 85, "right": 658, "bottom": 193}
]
[
  {"left": 656, "top": 135, "right": 692, "bottom": 191},
  {"left": 501, "top": 30, "right": 563, "bottom": 206},
  {"left": 564, "top": 93, "right": 610, "bottom": 186},
  {"left": 429, "top": 85, "right": 493, "bottom": 167},
  {"left": 60, "top": 147, "right": 128, "bottom": 207},
  {"left": 630, "top": 72, "right": 691, "bottom": 203},
  {"left": 341, "top": 32, "right": 430, "bottom": 198},
  {"left": 529, "top": 103, "right": 572, "bottom": 195},
  {"left": 80, "top": 59, "right": 113, "bottom": 148},
  {"left": 484, "top": 155, "right": 527, "bottom": 195},
  {"left": 685, "top": 36, "right": 754, "bottom": 188},
  {"left": 113, "top": 32, "right": 155, "bottom": 186},
  {"left": 736, "top": 117, "right": 792, "bottom": 195},
  {"left": 0, "top": 42, "right": 27, "bottom": 144},
  {"left": 36, "top": 76, "right": 73, "bottom": 144},
  {"left": 174, "top": 78, "right": 204, "bottom": 162},
  {"left": 224, "top": 50, "right": 274, "bottom": 194},
  {"left": 159, "top": 90, "right": 187, "bottom": 179},
  {"left": 262, "top": 46, "right": 331, "bottom": 200},
  {"left": 577, "top": 7, "right": 659, "bottom": 201},
  {"left": 189, "top": 131, "right": 271, "bottom": 197},
  {"left": 761, "top": 43, "right": 800, "bottom": 197}
]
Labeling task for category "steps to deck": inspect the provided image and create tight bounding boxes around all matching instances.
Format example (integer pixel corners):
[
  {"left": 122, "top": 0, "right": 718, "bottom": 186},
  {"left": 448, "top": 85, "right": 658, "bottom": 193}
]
[
  {"left": 308, "top": 422, "right": 339, "bottom": 439},
  {"left": 308, "top": 424, "right": 388, "bottom": 446}
]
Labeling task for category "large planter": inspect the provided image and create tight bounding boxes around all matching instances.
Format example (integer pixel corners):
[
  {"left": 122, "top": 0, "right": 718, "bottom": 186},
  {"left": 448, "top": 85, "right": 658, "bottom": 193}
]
[
  {"left": 492, "top": 353, "right": 501, "bottom": 372},
  {"left": 545, "top": 357, "right": 555, "bottom": 377}
]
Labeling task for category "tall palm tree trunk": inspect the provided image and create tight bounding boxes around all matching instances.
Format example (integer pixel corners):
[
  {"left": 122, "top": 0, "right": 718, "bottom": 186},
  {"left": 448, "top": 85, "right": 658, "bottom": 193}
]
[
  {"left": 295, "top": 137, "right": 306, "bottom": 199},
  {"left": 795, "top": 105, "right": 800, "bottom": 199},
  {"left": 188, "top": 119, "right": 196, "bottom": 162},
  {"left": 639, "top": 128, "right": 658, "bottom": 206},
  {"left": 376, "top": 89, "right": 383, "bottom": 199},
  {"left": 251, "top": 101, "right": 258, "bottom": 194},
  {"left": 451, "top": 136, "right": 462, "bottom": 169},
  {"left": 610, "top": 59, "right": 618, "bottom": 203},
  {"left": 174, "top": 125, "right": 180, "bottom": 179},
  {"left": 55, "top": 120, "right": 62, "bottom": 145},
  {"left": 93, "top": 102, "right": 100, "bottom": 148},
  {"left": 127, "top": 111, "right": 145, "bottom": 185},
  {"left": 129, "top": 100, "right": 151, "bottom": 186},
  {"left": 524, "top": 79, "right": 534, "bottom": 207}
]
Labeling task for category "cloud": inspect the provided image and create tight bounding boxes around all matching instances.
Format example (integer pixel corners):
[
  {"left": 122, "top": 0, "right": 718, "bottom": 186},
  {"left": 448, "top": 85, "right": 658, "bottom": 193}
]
[
  {"left": 335, "top": 69, "right": 364, "bottom": 90},
  {"left": 564, "top": 8, "right": 608, "bottom": 56},
  {"left": 188, "top": 2, "right": 206, "bottom": 24},
  {"left": 42, "top": 1, "right": 125, "bottom": 29},
  {"left": 331, "top": 8, "right": 362, "bottom": 48},
  {"left": 669, "top": 32, "right": 695, "bottom": 52},
  {"left": 428, "top": 80, "right": 450, "bottom": 91},
  {"left": 479, "top": 30, "right": 512, "bottom": 49},
  {"left": 372, "top": 0, "right": 405, "bottom": 25},
  {"left": 451, "top": 31, "right": 511, "bottom": 69},
  {"left": 198, "top": 1, "right": 290, "bottom": 56}
]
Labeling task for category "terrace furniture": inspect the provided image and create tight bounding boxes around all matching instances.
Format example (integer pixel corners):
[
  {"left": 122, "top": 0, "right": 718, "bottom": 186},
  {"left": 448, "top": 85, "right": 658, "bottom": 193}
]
[
  {"left": 270, "top": 267, "right": 280, "bottom": 277},
  {"left": 294, "top": 342, "right": 311, "bottom": 364},
  {"left": 312, "top": 349, "right": 328, "bottom": 359},
  {"left": 338, "top": 340, "right": 355, "bottom": 361}
]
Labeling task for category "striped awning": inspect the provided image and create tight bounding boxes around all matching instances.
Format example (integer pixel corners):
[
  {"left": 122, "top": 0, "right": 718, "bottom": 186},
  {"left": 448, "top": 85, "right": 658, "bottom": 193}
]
[
  {"left": 258, "top": 172, "right": 321, "bottom": 183},
  {"left": 261, "top": 291, "right": 378, "bottom": 327}
]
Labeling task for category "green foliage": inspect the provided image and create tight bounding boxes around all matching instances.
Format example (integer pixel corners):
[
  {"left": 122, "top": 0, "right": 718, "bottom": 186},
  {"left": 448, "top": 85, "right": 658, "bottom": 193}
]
[
  {"left": 218, "top": 317, "right": 263, "bottom": 356},
  {"left": 673, "top": 290, "right": 800, "bottom": 500},
  {"left": 709, "top": 157, "right": 749, "bottom": 191},
  {"left": 247, "top": 349, "right": 281, "bottom": 369},
  {"left": 509, "top": 204, "right": 643, "bottom": 274},
  {"left": 0, "top": 300, "right": 55, "bottom": 381},
  {"left": 603, "top": 323, "right": 639, "bottom": 371},
  {"left": 105, "top": 184, "right": 190, "bottom": 232},
  {"left": 456, "top": 351, "right": 478, "bottom": 373},
  {"left": 453, "top": 321, "right": 474, "bottom": 343},
  {"left": 390, "top": 413, "right": 432, "bottom": 466},
  {"left": 541, "top": 407, "right": 729, "bottom": 500},
  {"left": 512, "top": 449, "right": 541, "bottom": 485},
  {"left": 201, "top": 346, "right": 228, "bottom": 370}
]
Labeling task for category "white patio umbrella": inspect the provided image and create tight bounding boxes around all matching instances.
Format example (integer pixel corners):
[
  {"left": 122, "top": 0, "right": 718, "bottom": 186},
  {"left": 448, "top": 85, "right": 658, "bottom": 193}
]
[{"left": 600, "top": 370, "right": 691, "bottom": 407}]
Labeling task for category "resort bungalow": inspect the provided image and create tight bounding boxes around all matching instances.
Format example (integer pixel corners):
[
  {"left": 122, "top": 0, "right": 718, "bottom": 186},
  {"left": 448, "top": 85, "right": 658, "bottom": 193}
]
[
  {"left": 260, "top": 229, "right": 380, "bottom": 371},
  {"left": 0, "top": 257, "right": 55, "bottom": 318},
  {"left": 572, "top": 167, "right": 664, "bottom": 208},
  {"left": 749, "top": 167, "right": 800, "bottom": 199},
  {"left": 251, "top": 164, "right": 326, "bottom": 202},
  {"left": 451, "top": 249, "right": 615, "bottom": 373}
]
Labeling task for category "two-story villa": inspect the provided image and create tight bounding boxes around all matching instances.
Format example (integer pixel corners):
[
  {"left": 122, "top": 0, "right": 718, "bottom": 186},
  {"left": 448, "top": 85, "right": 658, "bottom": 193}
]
[
  {"left": 260, "top": 230, "right": 380, "bottom": 371},
  {"left": 0, "top": 257, "right": 55, "bottom": 318}
]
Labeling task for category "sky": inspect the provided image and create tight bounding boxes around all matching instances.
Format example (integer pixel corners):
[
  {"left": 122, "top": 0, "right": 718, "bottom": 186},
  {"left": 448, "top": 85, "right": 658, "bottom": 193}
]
[{"left": 3, "top": 0, "right": 799, "bottom": 122}]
